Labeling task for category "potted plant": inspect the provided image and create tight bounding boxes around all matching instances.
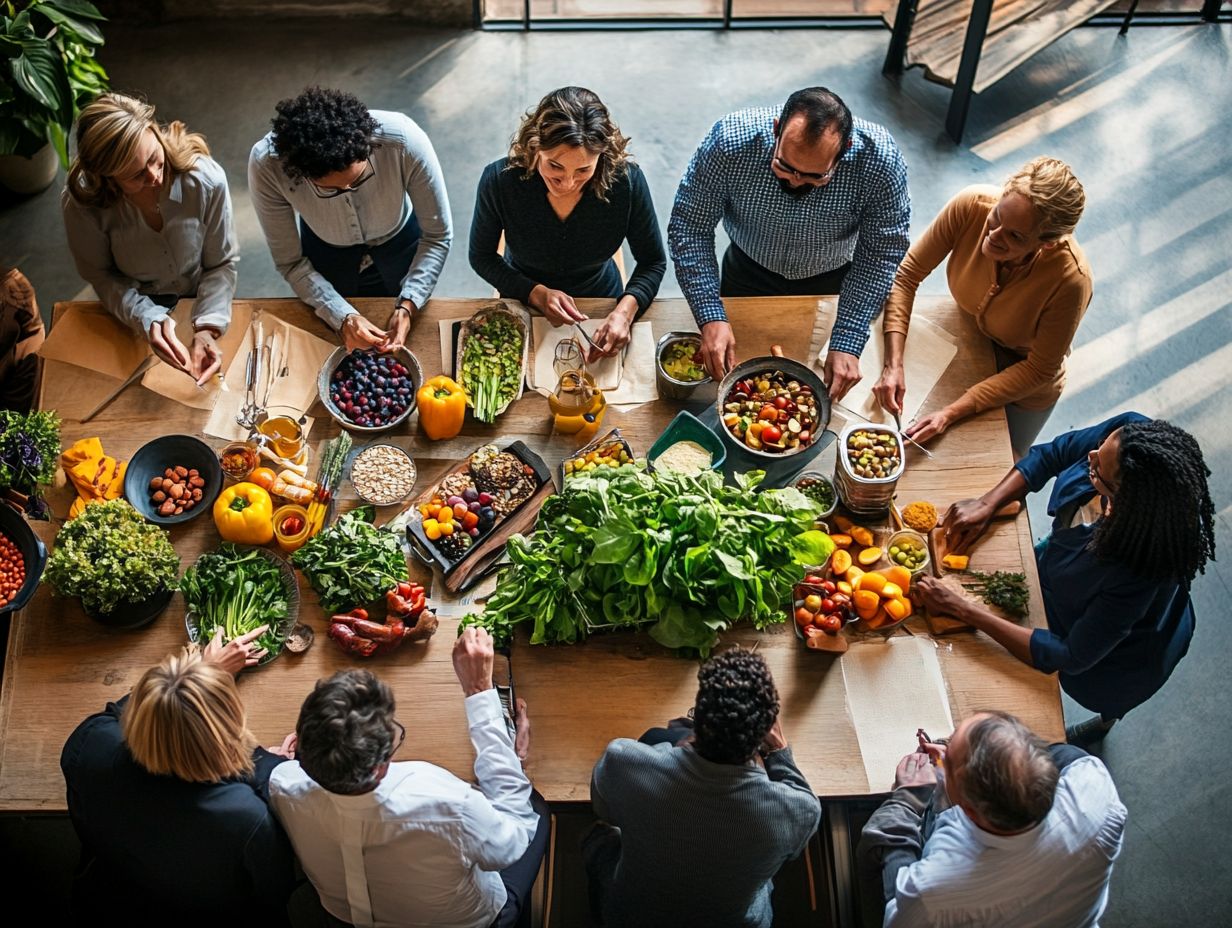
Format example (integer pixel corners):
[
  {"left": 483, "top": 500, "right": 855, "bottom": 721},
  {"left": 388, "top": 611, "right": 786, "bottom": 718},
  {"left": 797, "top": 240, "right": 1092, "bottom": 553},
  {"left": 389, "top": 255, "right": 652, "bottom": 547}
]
[
  {"left": 0, "top": 408, "right": 61, "bottom": 518},
  {"left": 45, "top": 498, "right": 180, "bottom": 628},
  {"left": 0, "top": 0, "right": 109, "bottom": 194}
]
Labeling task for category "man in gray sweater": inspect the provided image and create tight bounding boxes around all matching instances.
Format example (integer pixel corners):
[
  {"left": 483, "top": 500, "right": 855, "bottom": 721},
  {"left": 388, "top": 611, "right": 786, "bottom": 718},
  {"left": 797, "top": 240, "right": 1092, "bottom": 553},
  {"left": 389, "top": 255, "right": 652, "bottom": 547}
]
[{"left": 585, "top": 648, "right": 821, "bottom": 928}]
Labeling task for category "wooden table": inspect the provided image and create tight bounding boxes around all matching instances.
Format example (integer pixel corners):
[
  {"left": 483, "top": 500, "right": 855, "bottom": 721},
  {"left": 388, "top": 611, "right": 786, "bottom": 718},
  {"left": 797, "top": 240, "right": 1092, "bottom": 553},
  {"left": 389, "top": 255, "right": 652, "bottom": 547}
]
[{"left": 0, "top": 296, "right": 1061, "bottom": 810}]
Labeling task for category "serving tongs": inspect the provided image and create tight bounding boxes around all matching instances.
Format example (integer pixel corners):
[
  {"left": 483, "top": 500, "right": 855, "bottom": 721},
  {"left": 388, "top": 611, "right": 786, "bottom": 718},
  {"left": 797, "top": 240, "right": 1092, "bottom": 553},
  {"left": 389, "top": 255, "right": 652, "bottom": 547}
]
[{"left": 236, "top": 314, "right": 270, "bottom": 430}]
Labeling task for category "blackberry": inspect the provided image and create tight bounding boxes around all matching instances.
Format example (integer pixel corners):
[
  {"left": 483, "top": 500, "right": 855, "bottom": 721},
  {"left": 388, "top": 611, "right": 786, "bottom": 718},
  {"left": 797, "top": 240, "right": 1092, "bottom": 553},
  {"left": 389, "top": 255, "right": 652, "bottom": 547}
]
[{"left": 436, "top": 531, "right": 473, "bottom": 562}]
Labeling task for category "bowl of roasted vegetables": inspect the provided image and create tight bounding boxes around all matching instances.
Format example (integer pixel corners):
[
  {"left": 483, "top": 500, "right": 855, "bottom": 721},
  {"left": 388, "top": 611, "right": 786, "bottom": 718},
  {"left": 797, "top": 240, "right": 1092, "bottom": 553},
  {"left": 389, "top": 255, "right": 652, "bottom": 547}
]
[{"left": 716, "top": 363, "right": 830, "bottom": 461}]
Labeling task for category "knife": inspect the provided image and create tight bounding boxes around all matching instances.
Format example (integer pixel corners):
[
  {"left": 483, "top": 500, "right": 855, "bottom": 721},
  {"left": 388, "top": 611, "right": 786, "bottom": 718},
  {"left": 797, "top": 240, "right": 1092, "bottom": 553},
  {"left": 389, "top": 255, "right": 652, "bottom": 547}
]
[
  {"left": 573, "top": 321, "right": 601, "bottom": 359},
  {"left": 80, "top": 355, "right": 160, "bottom": 423}
]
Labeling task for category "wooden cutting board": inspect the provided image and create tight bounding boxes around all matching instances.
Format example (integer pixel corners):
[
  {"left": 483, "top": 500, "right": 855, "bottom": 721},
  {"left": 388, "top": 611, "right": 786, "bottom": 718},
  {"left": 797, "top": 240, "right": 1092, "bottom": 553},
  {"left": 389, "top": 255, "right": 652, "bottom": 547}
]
[{"left": 923, "top": 527, "right": 976, "bottom": 635}]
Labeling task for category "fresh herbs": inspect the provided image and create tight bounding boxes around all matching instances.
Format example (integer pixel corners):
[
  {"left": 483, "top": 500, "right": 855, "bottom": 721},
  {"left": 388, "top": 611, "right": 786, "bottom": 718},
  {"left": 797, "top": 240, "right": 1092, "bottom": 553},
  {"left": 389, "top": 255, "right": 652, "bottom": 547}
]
[
  {"left": 180, "top": 544, "right": 291, "bottom": 655},
  {"left": 462, "top": 468, "right": 834, "bottom": 655},
  {"left": 460, "top": 312, "right": 523, "bottom": 423},
  {"left": 0, "top": 409, "right": 61, "bottom": 492},
  {"left": 962, "top": 570, "right": 1029, "bottom": 618},
  {"left": 45, "top": 499, "right": 179, "bottom": 615},
  {"left": 291, "top": 508, "right": 408, "bottom": 612}
]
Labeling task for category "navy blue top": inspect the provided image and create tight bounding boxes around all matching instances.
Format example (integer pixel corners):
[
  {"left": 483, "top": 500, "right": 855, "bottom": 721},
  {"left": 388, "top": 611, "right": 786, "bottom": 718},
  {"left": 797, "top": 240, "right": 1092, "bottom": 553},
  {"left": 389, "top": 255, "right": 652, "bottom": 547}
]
[
  {"left": 1014, "top": 411, "right": 1195, "bottom": 719},
  {"left": 61, "top": 695, "right": 298, "bottom": 923},
  {"left": 469, "top": 158, "right": 666, "bottom": 315}
]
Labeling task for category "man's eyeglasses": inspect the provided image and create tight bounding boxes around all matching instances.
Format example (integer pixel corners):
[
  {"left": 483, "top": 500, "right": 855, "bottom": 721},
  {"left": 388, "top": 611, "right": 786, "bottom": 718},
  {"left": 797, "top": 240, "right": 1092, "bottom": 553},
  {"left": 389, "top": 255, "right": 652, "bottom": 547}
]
[
  {"left": 771, "top": 137, "right": 840, "bottom": 186},
  {"left": 310, "top": 159, "right": 375, "bottom": 199},
  {"left": 390, "top": 719, "right": 406, "bottom": 756}
]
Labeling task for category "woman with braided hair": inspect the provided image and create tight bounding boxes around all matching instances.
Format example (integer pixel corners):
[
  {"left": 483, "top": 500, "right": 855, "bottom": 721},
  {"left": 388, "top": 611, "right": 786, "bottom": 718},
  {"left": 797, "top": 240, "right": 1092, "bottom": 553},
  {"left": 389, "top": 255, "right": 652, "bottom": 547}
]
[{"left": 913, "top": 412, "right": 1216, "bottom": 746}]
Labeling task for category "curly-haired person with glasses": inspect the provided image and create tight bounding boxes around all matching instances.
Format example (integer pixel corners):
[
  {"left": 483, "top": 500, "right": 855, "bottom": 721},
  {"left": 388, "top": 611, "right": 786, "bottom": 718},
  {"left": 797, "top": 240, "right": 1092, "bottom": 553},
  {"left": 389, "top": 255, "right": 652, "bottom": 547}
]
[
  {"left": 270, "top": 628, "right": 547, "bottom": 928},
  {"left": 249, "top": 86, "right": 452, "bottom": 354},
  {"left": 913, "top": 412, "right": 1217, "bottom": 747},
  {"left": 585, "top": 647, "right": 820, "bottom": 928}
]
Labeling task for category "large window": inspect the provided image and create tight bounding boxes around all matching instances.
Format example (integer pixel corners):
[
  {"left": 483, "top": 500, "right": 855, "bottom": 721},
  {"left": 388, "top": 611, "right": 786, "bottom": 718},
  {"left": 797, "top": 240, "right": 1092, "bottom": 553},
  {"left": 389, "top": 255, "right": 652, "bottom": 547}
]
[{"left": 482, "top": 0, "right": 1204, "bottom": 27}]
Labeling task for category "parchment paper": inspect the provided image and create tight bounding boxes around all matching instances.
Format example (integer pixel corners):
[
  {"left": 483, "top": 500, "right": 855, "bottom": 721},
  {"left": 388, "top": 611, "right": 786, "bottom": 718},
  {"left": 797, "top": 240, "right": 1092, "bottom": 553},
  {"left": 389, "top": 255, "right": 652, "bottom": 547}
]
[
  {"left": 821, "top": 314, "right": 959, "bottom": 425},
  {"left": 528, "top": 317, "right": 623, "bottom": 393},
  {"left": 139, "top": 303, "right": 256, "bottom": 409},
  {"left": 39, "top": 303, "right": 150, "bottom": 380},
  {"left": 841, "top": 636, "right": 954, "bottom": 792}
]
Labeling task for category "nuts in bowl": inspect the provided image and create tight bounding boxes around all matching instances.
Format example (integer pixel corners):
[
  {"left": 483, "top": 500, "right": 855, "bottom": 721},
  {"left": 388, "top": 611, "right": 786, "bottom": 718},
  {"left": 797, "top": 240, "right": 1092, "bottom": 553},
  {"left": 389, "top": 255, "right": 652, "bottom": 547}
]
[{"left": 348, "top": 444, "right": 417, "bottom": 506}]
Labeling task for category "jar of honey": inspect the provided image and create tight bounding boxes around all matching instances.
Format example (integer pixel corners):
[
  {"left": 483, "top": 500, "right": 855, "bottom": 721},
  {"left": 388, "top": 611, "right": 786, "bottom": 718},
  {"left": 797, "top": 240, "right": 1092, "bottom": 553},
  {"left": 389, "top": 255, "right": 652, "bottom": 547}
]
[{"left": 256, "top": 406, "right": 308, "bottom": 465}]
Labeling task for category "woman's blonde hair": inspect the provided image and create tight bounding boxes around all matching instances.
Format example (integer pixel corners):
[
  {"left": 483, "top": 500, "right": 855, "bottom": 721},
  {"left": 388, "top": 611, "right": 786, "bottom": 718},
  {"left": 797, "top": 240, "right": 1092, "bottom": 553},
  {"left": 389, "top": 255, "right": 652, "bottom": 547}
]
[
  {"left": 1002, "top": 156, "right": 1086, "bottom": 241},
  {"left": 508, "top": 86, "right": 631, "bottom": 201},
  {"left": 121, "top": 648, "right": 256, "bottom": 783},
  {"left": 67, "top": 92, "right": 210, "bottom": 209}
]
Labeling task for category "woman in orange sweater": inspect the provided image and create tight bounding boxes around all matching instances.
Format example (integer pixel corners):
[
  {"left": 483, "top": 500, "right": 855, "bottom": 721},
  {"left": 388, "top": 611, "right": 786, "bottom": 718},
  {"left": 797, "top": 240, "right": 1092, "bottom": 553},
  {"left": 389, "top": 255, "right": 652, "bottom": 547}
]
[{"left": 872, "top": 158, "right": 1091, "bottom": 456}]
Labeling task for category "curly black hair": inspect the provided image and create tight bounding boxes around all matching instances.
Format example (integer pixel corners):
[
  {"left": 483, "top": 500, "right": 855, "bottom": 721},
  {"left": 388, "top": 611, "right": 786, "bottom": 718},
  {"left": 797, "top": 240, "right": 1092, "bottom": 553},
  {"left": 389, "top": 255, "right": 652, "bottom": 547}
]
[
  {"left": 270, "top": 86, "right": 378, "bottom": 181},
  {"left": 1094, "top": 418, "right": 1216, "bottom": 585},
  {"left": 692, "top": 648, "right": 780, "bottom": 765},
  {"left": 295, "top": 669, "right": 397, "bottom": 795}
]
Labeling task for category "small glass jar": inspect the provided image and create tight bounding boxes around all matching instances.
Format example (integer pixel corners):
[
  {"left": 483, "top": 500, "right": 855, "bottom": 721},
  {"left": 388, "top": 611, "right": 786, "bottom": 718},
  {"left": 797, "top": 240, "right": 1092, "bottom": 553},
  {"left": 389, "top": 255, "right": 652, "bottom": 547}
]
[
  {"left": 273, "top": 504, "right": 311, "bottom": 554},
  {"left": 220, "top": 441, "right": 259, "bottom": 482}
]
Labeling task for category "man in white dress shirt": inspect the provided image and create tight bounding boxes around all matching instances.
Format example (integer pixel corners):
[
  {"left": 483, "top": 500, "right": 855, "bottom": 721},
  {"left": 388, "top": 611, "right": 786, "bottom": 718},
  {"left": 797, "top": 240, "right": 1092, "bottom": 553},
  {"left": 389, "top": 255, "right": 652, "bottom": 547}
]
[
  {"left": 858, "top": 710, "right": 1126, "bottom": 928},
  {"left": 270, "top": 627, "right": 546, "bottom": 928}
]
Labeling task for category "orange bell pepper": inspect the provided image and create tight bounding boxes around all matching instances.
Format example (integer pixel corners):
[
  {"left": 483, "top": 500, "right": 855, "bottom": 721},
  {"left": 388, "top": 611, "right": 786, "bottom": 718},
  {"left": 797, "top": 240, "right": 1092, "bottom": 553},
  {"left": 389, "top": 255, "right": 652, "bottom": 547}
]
[{"left": 416, "top": 375, "right": 467, "bottom": 440}]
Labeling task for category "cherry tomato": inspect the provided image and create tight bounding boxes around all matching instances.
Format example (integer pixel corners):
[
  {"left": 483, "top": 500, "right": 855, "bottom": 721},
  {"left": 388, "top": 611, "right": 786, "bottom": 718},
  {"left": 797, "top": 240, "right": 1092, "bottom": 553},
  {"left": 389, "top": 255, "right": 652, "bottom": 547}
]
[
  {"left": 821, "top": 613, "right": 843, "bottom": 634},
  {"left": 821, "top": 598, "right": 836, "bottom": 613},
  {"left": 804, "top": 574, "right": 826, "bottom": 585},
  {"left": 804, "top": 594, "right": 823, "bottom": 612},
  {"left": 821, "top": 580, "right": 837, "bottom": 594},
  {"left": 795, "top": 607, "right": 815, "bottom": 627},
  {"left": 773, "top": 395, "right": 789, "bottom": 410},
  {"left": 762, "top": 425, "right": 783, "bottom": 443}
]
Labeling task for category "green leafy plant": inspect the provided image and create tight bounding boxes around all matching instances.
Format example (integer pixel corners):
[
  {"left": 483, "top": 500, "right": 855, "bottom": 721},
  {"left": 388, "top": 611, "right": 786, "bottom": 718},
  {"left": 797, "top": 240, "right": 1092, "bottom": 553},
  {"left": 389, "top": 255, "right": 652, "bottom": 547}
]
[
  {"left": 462, "top": 467, "right": 835, "bottom": 655},
  {"left": 0, "top": 408, "right": 60, "bottom": 491},
  {"left": 180, "top": 544, "right": 291, "bottom": 656},
  {"left": 0, "top": 0, "right": 109, "bottom": 167},
  {"left": 46, "top": 498, "right": 180, "bottom": 615},
  {"left": 291, "top": 508, "right": 408, "bottom": 613}
]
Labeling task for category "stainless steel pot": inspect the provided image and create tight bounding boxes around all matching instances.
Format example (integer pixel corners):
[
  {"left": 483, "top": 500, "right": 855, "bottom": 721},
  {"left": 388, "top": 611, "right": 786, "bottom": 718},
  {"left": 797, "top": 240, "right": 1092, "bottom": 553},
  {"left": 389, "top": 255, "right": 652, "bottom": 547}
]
[
  {"left": 714, "top": 345, "right": 832, "bottom": 461},
  {"left": 833, "top": 421, "right": 906, "bottom": 516}
]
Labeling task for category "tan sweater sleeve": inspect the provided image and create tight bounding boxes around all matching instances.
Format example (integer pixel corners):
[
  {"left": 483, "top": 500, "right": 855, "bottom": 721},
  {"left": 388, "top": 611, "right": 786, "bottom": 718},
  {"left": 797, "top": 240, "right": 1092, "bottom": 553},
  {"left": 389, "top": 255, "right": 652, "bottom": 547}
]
[
  {"left": 882, "top": 189, "right": 983, "bottom": 337},
  {"left": 950, "top": 269, "right": 1092, "bottom": 418}
]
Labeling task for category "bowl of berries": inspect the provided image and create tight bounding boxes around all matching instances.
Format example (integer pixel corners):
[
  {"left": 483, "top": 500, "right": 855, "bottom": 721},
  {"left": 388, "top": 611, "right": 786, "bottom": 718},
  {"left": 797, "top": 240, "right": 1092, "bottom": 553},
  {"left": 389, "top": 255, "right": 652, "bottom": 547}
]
[{"left": 319, "top": 347, "right": 423, "bottom": 434}]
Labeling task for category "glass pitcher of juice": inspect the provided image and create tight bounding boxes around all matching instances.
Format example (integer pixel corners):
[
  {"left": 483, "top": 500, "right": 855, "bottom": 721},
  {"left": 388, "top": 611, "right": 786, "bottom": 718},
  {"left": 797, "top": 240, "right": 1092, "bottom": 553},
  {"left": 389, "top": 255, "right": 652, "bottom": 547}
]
[{"left": 256, "top": 406, "right": 306, "bottom": 463}]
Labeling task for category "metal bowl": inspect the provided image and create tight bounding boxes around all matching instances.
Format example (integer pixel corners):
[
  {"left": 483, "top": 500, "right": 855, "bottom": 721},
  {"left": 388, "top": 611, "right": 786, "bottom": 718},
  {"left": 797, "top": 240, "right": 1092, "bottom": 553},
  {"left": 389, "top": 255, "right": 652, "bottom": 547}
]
[
  {"left": 794, "top": 471, "right": 839, "bottom": 521},
  {"left": 318, "top": 346, "right": 423, "bottom": 435},
  {"left": 0, "top": 502, "right": 47, "bottom": 616},
  {"left": 714, "top": 347, "right": 831, "bottom": 461},
  {"left": 346, "top": 442, "right": 418, "bottom": 506},
  {"left": 656, "top": 331, "right": 711, "bottom": 401}
]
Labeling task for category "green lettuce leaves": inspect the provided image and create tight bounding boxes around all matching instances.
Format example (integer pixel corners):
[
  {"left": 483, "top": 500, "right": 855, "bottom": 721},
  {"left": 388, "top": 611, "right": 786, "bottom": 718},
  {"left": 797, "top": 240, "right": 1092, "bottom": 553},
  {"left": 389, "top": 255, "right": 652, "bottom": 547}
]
[{"left": 462, "top": 467, "right": 833, "bottom": 656}]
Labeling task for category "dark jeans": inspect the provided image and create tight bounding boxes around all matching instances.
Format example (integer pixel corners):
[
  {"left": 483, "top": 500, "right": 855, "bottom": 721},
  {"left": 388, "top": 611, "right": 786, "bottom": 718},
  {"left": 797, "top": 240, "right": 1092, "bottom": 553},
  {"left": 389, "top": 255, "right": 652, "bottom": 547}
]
[
  {"left": 286, "top": 790, "right": 550, "bottom": 928},
  {"left": 721, "top": 242, "right": 850, "bottom": 298},
  {"left": 299, "top": 214, "right": 421, "bottom": 298}
]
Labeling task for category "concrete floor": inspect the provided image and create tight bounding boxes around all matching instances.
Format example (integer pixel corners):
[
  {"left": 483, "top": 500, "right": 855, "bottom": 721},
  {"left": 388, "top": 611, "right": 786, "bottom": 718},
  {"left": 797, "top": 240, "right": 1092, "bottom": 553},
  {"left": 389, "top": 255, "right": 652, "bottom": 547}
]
[{"left": 1, "top": 17, "right": 1230, "bottom": 927}]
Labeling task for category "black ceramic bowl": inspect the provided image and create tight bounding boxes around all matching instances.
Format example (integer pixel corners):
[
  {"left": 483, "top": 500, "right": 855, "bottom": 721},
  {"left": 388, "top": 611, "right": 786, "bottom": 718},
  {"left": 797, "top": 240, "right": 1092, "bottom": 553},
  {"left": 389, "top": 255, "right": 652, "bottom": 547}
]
[
  {"left": 0, "top": 503, "right": 47, "bottom": 616},
  {"left": 123, "top": 435, "right": 224, "bottom": 525}
]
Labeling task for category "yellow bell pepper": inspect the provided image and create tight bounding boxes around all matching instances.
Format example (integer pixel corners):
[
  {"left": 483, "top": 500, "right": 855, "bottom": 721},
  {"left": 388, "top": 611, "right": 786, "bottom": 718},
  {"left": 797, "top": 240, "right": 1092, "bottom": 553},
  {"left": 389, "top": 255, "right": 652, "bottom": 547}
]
[
  {"left": 213, "top": 482, "right": 274, "bottom": 545},
  {"left": 416, "top": 374, "right": 467, "bottom": 440}
]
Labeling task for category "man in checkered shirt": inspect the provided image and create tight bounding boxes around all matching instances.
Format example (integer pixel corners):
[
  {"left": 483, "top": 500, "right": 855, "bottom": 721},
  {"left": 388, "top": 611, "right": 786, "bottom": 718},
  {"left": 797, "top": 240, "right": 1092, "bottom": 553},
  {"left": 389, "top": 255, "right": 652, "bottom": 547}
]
[{"left": 668, "top": 87, "right": 910, "bottom": 399}]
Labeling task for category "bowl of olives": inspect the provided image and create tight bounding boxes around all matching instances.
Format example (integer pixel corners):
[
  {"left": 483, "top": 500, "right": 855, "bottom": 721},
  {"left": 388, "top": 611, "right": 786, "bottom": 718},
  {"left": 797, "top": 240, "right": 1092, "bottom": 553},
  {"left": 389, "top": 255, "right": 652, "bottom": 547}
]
[{"left": 886, "top": 529, "right": 930, "bottom": 575}]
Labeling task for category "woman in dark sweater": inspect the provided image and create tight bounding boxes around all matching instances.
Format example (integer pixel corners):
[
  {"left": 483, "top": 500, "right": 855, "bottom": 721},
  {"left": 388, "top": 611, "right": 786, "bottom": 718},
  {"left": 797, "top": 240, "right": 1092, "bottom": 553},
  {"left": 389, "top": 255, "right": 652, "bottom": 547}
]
[
  {"left": 469, "top": 86, "right": 666, "bottom": 357},
  {"left": 913, "top": 412, "right": 1216, "bottom": 746},
  {"left": 60, "top": 627, "right": 298, "bottom": 926}
]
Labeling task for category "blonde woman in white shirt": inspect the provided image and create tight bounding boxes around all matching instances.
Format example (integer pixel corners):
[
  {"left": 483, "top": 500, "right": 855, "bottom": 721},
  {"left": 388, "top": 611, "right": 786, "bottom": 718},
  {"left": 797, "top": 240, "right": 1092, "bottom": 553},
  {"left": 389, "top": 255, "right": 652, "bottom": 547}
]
[{"left": 62, "top": 93, "right": 238, "bottom": 384}]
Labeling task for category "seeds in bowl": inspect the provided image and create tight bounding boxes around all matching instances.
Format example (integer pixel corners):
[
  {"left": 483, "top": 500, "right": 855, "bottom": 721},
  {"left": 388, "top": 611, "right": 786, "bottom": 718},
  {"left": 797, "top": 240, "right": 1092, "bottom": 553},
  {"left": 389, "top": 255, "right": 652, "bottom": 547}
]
[{"left": 350, "top": 445, "right": 416, "bottom": 505}]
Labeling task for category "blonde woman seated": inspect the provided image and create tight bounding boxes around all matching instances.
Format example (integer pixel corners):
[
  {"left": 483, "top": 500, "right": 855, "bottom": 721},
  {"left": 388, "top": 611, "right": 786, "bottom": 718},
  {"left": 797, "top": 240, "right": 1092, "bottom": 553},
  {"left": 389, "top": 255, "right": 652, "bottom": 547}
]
[
  {"left": 62, "top": 93, "right": 238, "bottom": 385},
  {"left": 60, "top": 627, "right": 297, "bottom": 925},
  {"left": 872, "top": 158, "right": 1091, "bottom": 455}
]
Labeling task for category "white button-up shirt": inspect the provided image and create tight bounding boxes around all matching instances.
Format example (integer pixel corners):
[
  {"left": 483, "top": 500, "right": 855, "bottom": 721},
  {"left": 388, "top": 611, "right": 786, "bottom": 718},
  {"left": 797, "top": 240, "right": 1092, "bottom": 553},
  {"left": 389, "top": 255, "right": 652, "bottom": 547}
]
[
  {"left": 248, "top": 110, "right": 452, "bottom": 332},
  {"left": 886, "top": 756, "right": 1127, "bottom": 927},
  {"left": 61, "top": 155, "right": 238, "bottom": 336},
  {"left": 269, "top": 689, "right": 537, "bottom": 928}
]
